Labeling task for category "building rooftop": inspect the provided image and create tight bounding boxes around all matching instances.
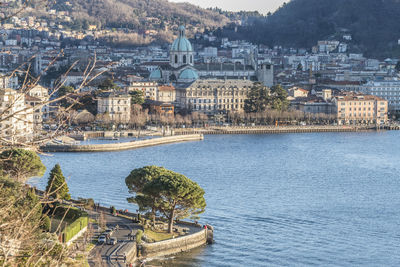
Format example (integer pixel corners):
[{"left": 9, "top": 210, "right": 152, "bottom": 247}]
[{"left": 335, "top": 92, "right": 386, "bottom": 101}]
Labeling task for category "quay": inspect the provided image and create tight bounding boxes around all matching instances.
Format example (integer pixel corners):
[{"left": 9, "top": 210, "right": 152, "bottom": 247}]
[
  {"left": 175, "top": 125, "right": 400, "bottom": 135},
  {"left": 41, "top": 134, "right": 204, "bottom": 152}
]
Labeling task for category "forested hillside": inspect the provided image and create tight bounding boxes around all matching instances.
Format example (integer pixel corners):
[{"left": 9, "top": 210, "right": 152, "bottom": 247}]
[
  {"left": 216, "top": 0, "right": 400, "bottom": 58},
  {"left": 16, "top": 0, "right": 233, "bottom": 44}
]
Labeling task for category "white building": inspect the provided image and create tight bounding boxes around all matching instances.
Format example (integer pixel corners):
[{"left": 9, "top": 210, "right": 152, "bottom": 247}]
[
  {"left": 25, "top": 85, "right": 50, "bottom": 127},
  {"left": 0, "top": 88, "right": 34, "bottom": 143},
  {"left": 127, "top": 81, "right": 158, "bottom": 100},
  {"left": 97, "top": 92, "right": 131, "bottom": 123},
  {"left": 360, "top": 79, "right": 400, "bottom": 113},
  {"left": 0, "top": 74, "right": 19, "bottom": 89}
]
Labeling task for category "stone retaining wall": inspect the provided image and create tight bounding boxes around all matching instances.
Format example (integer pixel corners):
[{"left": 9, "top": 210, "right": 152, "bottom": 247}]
[
  {"left": 41, "top": 134, "right": 204, "bottom": 152},
  {"left": 139, "top": 228, "right": 208, "bottom": 258},
  {"left": 175, "top": 126, "right": 365, "bottom": 135}
]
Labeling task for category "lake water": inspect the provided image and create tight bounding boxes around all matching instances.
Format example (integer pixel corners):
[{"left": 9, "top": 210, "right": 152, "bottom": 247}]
[{"left": 29, "top": 132, "right": 400, "bottom": 266}]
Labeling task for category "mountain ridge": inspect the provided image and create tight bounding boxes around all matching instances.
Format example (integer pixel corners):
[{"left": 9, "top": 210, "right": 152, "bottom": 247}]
[{"left": 217, "top": 0, "right": 400, "bottom": 58}]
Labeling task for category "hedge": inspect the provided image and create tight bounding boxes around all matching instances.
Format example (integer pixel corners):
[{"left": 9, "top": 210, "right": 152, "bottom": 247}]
[{"left": 62, "top": 215, "right": 88, "bottom": 243}]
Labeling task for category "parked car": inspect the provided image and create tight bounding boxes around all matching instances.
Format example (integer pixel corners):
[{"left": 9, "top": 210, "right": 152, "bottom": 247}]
[
  {"left": 104, "top": 228, "right": 114, "bottom": 238},
  {"left": 107, "top": 237, "right": 117, "bottom": 245},
  {"left": 98, "top": 235, "right": 107, "bottom": 244}
]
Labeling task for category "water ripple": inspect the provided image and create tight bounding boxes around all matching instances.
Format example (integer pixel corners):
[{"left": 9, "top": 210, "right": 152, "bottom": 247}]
[{"left": 29, "top": 132, "right": 400, "bottom": 266}]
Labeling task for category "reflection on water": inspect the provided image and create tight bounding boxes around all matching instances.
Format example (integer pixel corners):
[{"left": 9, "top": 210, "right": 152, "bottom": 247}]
[{"left": 29, "top": 132, "right": 400, "bottom": 266}]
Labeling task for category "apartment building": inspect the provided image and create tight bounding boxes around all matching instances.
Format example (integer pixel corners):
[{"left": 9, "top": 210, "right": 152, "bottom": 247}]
[
  {"left": 333, "top": 92, "right": 388, "bottom": 125},
  {"left": 97, "top": 92, "right": 131, "bottom": 123},
  {"left": 359, "top": 80, "right": 400, "bottom": 114},
  {"left": 157, "top": 85, "right": 176, "bottom": 103},
  {"left": 0, "top": 88, "right": 34, "bottom": 143},
  {"left": 127, "top": 81, "right": 158, "bottom": 100}
]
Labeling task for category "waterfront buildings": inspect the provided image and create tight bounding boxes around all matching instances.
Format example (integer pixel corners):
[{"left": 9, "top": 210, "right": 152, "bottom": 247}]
[
  {"left": 176, "top": 79, "right": 253, "bottom": 114},
  {"left": 332, "top": 92, "right": 388, "bottom": 125},
  {"left": 289, "top": 89, "right": 388, "bottom": 125},
  {"left": 358, "top": 80, "right": 400, "bottom": 114},
  {"left": 97, "top": 92, "right": 131, "bottom": 123},
  {"left": 0, "top": 88, "right": 34, "bottom": 143},
  {"left": 147, "top": 26, "right": 272, "bottom": 114}
]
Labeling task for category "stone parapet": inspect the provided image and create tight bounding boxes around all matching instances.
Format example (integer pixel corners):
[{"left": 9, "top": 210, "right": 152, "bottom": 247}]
[{"left": 41, "top": 134, "right": 204, "bottom": 152}]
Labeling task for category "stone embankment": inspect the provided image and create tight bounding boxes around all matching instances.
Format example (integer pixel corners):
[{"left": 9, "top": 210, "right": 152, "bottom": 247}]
[
  {"left": 41, "top": 134, "right": 204, "bottom": 152},
  {"left": 94, "top": 207, "right": 213, "bottom": 263},
  {"left": 175, "top": 125, "right": 389, "bottom": 135},
  {"left": 140, "top": 225, "right": 212, "bottom": 259}
]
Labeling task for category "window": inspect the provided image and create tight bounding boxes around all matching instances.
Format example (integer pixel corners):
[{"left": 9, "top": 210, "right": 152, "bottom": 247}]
[
  {"left": 190, "top": 55, "right": 193, "bottom": 64},
  {"left": 175, "top": 55, "right": 178, "bottom": 64},
  {"left": 183, "top": 55, "right": 187, "bottom": 64}
]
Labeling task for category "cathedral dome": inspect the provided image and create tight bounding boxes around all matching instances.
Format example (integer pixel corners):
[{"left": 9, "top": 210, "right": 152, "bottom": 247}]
[
  {"left": 171, "top": 26, "right": 193, "bottom": 52},
  {"left": 178, "top": 68, "right": 199, "bottom": 81},
  {"left": 149, "top": 68, "right": 162, "bottom": 80}
]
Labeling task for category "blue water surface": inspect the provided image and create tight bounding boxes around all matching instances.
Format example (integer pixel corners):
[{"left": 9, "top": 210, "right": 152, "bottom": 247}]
[{"left": 29, "top": 132, "right": 400, "bottom": 266}]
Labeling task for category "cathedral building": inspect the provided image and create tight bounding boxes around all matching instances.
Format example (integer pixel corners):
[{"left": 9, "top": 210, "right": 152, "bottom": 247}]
[{"left": 149, "top": 26, "right": 273, "bottom": 114}]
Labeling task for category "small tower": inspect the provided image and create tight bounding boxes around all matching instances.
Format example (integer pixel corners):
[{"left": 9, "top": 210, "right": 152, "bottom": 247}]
[{"left": 257, "top": 64, "right": 274, "bottom": 87}]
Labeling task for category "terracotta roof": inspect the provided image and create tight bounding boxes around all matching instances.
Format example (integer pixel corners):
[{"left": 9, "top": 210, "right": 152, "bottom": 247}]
[
  {"left": 25, "top": 94, "right": 42, "bottom": 102},
  {"left": 158, "top": 85, "right": 175, "bottom": 91},
  {"left": 335, "top": 93, "right": 386, "bottom": 102}
]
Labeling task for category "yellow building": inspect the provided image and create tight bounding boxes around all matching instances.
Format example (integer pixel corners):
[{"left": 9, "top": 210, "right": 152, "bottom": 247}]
[
  {"left": 157, "top": 85, "right": 176, "bottom": 103},
  {"left": 333, "top": 92, "right": 388, "bottom": 125}
]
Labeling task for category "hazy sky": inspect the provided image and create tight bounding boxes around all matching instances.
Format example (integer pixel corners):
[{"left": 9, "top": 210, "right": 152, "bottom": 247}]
[{"left": 169, "top": 0, "right": 287, "bottom": 14}]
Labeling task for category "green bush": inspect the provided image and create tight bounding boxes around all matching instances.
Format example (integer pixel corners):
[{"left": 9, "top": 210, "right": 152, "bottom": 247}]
[
  {"left": 51, "top": 206, "right": 86, "bottom": 222},
  {"left": 136, "top": 229, "right": 143, "bottom": 244}
]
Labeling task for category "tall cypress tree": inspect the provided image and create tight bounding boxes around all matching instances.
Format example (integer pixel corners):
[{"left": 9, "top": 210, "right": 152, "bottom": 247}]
[{"left": 46, "top": 164, "right": 71, "bottom": 200}]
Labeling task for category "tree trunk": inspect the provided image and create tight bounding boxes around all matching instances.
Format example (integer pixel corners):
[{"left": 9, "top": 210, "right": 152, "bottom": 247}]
[
  {"left": 151, "top": 206, "right": 156, "bottom": 226},
  {"left": 168, "top": 208, "right": 175, "bottom": 233}
]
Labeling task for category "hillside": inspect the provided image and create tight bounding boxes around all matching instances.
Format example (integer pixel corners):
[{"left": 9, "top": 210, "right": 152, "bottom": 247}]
[
  {"left": 20, "top": 0, "right": 233, "bottom": 44},
  {"left": 217, "top": 0, "right": 400, "bottom": 58}
]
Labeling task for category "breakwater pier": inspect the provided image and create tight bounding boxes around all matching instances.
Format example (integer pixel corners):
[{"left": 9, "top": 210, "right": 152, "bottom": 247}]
[{"left": 41, "top": 134, "right": 204, "bottom": 152}]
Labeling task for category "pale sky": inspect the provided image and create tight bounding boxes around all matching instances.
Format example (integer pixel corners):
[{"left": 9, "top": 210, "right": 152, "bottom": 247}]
[{"left": 169, "top": 0, "right": 287, "bottom": 14}]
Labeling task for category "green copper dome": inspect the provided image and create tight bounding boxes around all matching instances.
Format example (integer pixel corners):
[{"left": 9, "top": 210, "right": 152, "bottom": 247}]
[
  {"left": 179, "top": 68, "right": 199, "bottom": 80},
  {"left": 149, "top": 68, "right": 162, "bottom": 80},
  {"left": 171, "top": 26, "right": 193, "bottom": 52}
]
